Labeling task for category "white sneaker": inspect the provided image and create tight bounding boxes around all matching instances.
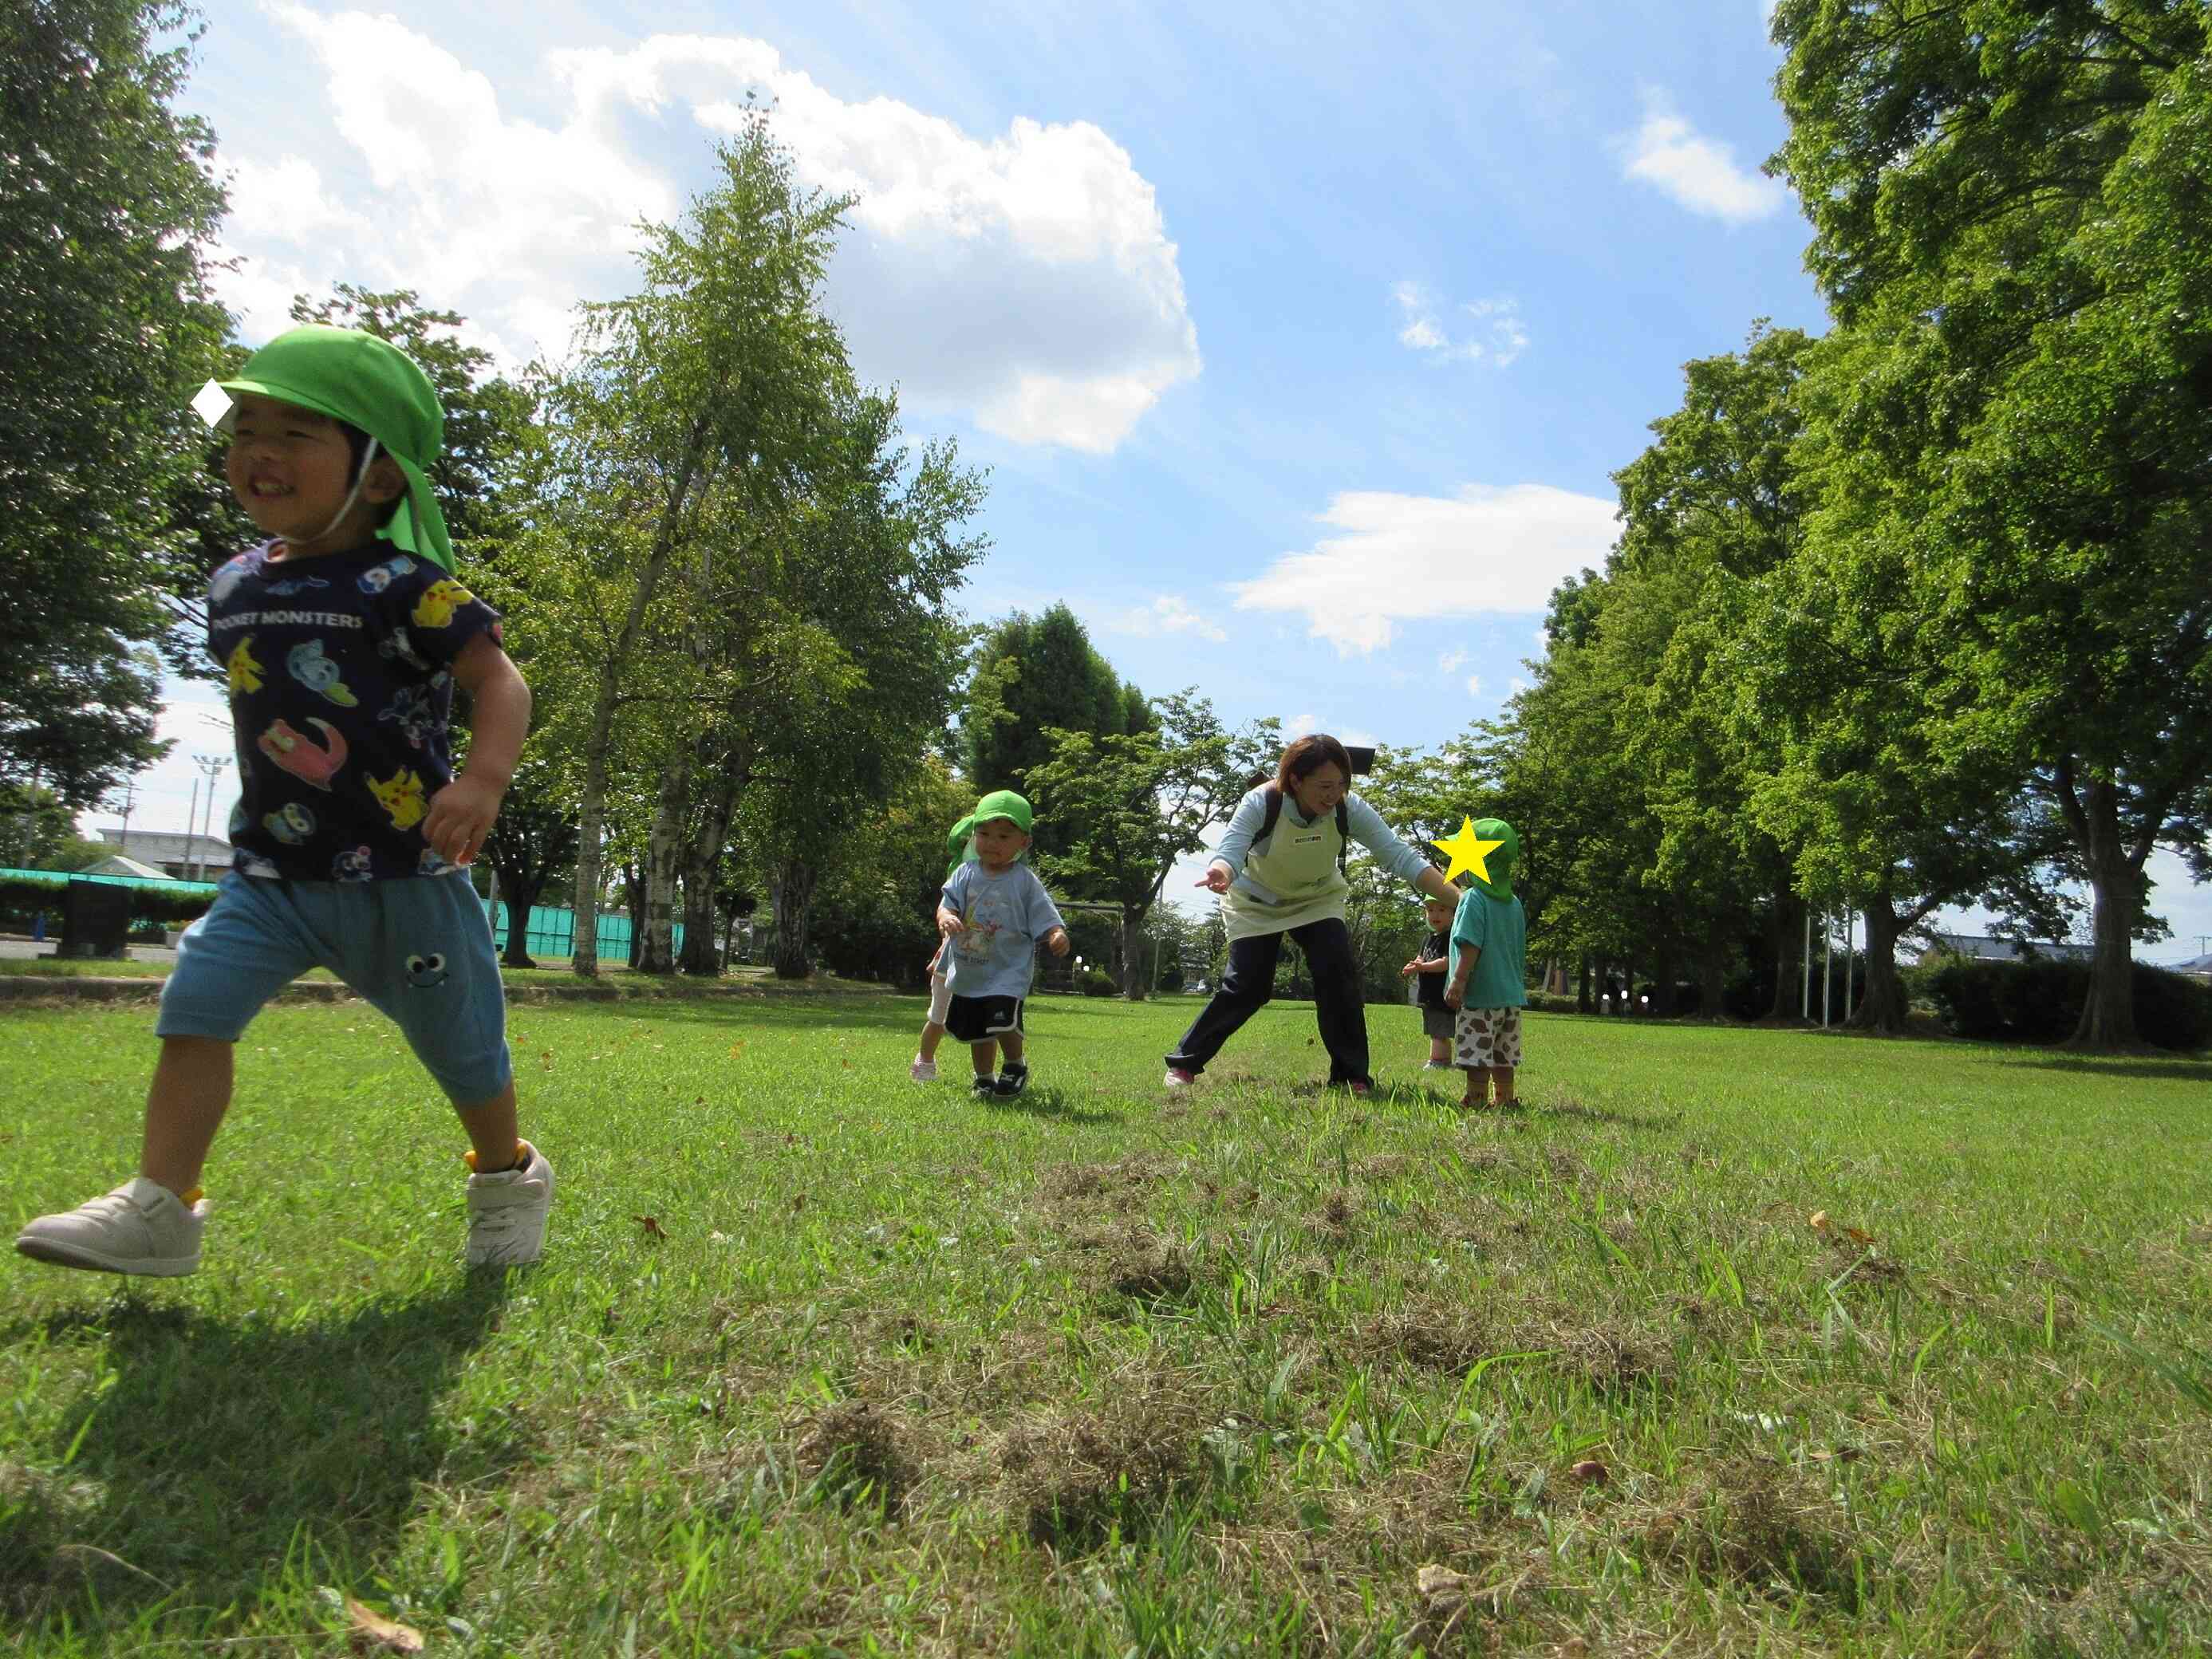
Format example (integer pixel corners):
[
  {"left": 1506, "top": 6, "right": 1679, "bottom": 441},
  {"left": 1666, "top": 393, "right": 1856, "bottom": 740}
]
[
  {"left": 466, "top": 1143, "right": 554, "bottom": 1267},
  {"left": 15, "top": 1177, "right": 207, "bottom": 1276},
  {"left": 1163, "top": 1067, "right": 1197, "bottom": 1090},
  {"left": 909, "top": 1057, "right": 937, "bottom": 1082},
  {"left": 1422, "top": 1061, "right": 1456, "bottom": 1073}
]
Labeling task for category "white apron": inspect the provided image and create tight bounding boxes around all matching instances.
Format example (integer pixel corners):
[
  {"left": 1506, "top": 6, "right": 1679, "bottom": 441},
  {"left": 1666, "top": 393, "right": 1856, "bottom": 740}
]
[{"left": 1220, "top": 804, "right": 1347, "bottom": 943}]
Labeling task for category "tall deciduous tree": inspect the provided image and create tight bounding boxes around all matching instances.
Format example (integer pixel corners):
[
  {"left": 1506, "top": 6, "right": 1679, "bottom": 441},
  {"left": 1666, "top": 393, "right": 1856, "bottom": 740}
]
[
  {"left": 536, "top": 113, "right": 852, "bottom": 977},
  {"left": 1772, "top": 0, "right": 2212, "bottom": 1046},
  {"left": 0, "top": 0, "right": 230, "bottom": 802}
]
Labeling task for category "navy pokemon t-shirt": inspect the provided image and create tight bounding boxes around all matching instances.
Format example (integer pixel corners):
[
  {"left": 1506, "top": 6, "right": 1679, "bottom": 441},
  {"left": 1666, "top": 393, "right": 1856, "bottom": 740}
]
[{"left": 205, "top": 540, "right": 502, "bottom": 882}]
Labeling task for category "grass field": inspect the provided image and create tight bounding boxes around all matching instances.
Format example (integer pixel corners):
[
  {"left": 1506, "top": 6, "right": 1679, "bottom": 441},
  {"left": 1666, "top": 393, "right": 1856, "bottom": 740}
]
[{"left": 2, "top": 991, "right": 2209, "bottom": 1656}]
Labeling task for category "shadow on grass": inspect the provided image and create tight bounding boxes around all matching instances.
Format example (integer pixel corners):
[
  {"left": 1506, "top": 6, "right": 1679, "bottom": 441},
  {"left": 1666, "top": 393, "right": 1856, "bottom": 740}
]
[
  {"left": 982, "top": 1085, "right": 1122, "bottom": 1127},
  {"left": 2013, "top": 1055, "right": 2212, "bottom": 1083},
  {"left": 6, "top": 1277, "right": 520, "bottom": 1634},
  {"left": 1544, "top": 1097, "right": 1684, "bottom": 1130}
]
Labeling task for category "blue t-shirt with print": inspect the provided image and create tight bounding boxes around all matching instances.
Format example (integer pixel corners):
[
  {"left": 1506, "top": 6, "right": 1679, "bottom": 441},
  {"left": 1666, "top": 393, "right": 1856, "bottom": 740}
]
[
  {"left": 940, "top": 861, "right": 1065, "bottom": 1000},
  {"left": 206, "top": 540, "right": 502, "bottom": 882}
]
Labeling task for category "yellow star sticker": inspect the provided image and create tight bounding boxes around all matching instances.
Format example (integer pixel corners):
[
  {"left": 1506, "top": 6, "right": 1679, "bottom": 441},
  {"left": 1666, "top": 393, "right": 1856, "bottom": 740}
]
[{"left": 1433, "top": 817, "right": 1505, "bottom": 885}]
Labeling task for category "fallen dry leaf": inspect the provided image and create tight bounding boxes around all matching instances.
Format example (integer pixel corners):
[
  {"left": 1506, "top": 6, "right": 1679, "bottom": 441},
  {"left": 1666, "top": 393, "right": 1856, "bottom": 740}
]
[
  {"left": 1842, "top": 1225, "right": 1875, "bottom": 1247},
  {"left": 538, "top": 1050, "right": 554, "bottom": 1070},
  {"left": 633, "top": 1214, "right": 668, "bottom": 1240},
  {"left": 1569, "top": 1459, "right": 1609, "bottom": 1484},
  {"left": 345, "top": 1598, "right": 423, "bottom": 1654},
  {"left": 1808, "top": 1209, "right": 1831, "bottom": 1231},
  {"left": 1416, "top": 1562, "right": 1472, "bottom": 1603},
  {"left": 729, "top": 1042, "right": 746, "bottom": 1058},
  {"left": 1809, "top": 1446, "right": 1866, "bottom": 1464}
]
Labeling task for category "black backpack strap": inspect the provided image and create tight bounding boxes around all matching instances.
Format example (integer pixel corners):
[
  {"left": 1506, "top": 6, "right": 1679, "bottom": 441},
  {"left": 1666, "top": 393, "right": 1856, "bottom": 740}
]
[{"left": 1255, "top": 784, "right": 1283, "bottom": 850}]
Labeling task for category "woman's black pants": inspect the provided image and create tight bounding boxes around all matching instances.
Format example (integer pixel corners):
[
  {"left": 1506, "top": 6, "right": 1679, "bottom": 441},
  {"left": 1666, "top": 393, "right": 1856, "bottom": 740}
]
[{"left": 1165, "top": 916, "right": 1370, "bottom": 1086}]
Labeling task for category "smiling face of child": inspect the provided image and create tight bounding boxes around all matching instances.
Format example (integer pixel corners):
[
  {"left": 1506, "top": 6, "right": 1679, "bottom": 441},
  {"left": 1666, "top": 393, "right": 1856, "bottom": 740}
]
[
  {"left": 971, "top": 816, "right": 1031, "bottom": 870},
  {"left": 1424, "top": 896, "right": 1456, "bottom": 931},
  {"left": 224, "top": 392, "right": 400, "bottom": 556}
]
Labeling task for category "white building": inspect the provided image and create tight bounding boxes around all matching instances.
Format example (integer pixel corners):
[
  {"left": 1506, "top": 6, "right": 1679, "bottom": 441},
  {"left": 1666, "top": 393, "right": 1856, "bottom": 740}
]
[
  {"left": 95, "top": 828, "right": 231, "bottom": 881},
  {"left": 1914, "top": 932, "right": 2097, "bottom": 967}
]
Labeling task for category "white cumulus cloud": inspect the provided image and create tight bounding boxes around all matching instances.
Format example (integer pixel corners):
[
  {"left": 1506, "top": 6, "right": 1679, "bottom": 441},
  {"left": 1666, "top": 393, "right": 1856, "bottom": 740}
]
[
  {"left": 1438, "top": 649, "right": 1468, "bottom": 674},
  {"left": 1230, "top": 483, "right": 1619, "bottom": 656},
  {"left": 220, "top": 10, "right": 1198, "bottom": 452},
  {"left": 1390, "top": 282, "right": 1527, "bottom": 367},
  {"left": 1113, "top": 593, "right": 1227, "bottom": 643},
  {"left": 1465, "top": 674, "right": 1483, "bottom": 697},
  {"left": 1619, "top": 89, "right": 1787, "bottom": 223}
]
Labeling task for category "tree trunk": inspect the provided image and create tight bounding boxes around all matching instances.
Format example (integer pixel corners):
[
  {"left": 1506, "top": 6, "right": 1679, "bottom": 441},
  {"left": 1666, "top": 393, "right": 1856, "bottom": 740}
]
[
  {"left": 1652, "top": 943, "right": 1676, "bottom": 1016},
  {"left": 1119, "top": 902, "right": 1149, "bottom": 1001},
  {"left": 623, "top": 864, "right": 645, "bottom": 969},
  {"left": 1847, "top": 893, "right": 1910, "bottom": 1034},
  {"left": 1696, "top": 939, "right": 1729, "bottom": 1023},
  {"left": 1765, "top": 888, "right": 1800, "bottom": 1022},
  {"left": 2056, "top": 761, "right": 2142, "bottom": 1049},
  {"left": 771, "top": 857, "right": 815, "bottom": 979},
  {"left": 566, "top": 430, "right": 713, "bottom": 978},
  {"left": 500, "top": 891, "right": 538, "bottom": 969},
  {"left": 680, "top": 759, "right": 744, "bottom": 975},
  {"left": 570, "top": 748, "right": 609, "bottom": 976},
  {"left": 637, "top": 743, "right": 692, "bottom": 975},
  {"left": 1576, "top": 953, "right": 1591, "bottom": 1014}
]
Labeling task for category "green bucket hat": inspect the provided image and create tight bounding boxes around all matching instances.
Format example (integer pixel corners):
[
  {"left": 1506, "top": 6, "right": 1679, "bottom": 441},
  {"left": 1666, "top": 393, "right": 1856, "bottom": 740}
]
[
  {"left": 1470, "top": 818, "right": 1519, "bottom": 900},
  {"left": 197, "top": 325, "right": 455, "bottom": 573},
  {"left": 944, "top": 814, "right": 978, "bottom": 879},
  {"left": 971, "top": 790, "right": 1034, "bottom": 833}
]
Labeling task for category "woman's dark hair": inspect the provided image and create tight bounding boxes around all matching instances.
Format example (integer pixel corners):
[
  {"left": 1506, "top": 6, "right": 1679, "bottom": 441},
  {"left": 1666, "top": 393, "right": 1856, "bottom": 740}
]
[{"left": 1275, "top": 734, "right": 1353, "bottom": 795}]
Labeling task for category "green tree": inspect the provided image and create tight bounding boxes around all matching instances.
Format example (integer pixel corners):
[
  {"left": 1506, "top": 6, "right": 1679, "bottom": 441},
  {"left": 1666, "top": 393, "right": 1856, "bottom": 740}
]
[
  {"left": 1023, "top": 693, "right": 1274, "bottom": 999},
  {"left": 479, "top": 754, "right": 578, "bottom": 969},
  {"left": 0, "top": 0, "right": 229, "bottom": 802},
  {"left": 962, "top": 605, "right": 1149, "bottom": 866},
  {"left": 532, "top": 112, "right": 854, "bottom": 976},
  {"left": 1772, "top": 0, "right": 2212, "bottom": 1046}
]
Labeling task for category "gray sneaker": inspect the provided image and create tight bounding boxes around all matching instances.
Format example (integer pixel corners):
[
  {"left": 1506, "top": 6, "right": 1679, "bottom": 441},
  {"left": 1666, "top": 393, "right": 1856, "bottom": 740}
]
[
  {"left": 465, "top": 1143, "right": 554, "bottom": 1267},
  {"left": 15, "top": 1177, "right": 207, "bottom": 1276}
]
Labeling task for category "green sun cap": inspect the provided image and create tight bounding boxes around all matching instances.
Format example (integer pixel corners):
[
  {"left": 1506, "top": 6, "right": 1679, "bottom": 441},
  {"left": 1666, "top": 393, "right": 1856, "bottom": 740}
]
[
  {"left": 210, "top": 325, "right": 455, "bottom": 573},
  {"left": 972, "top": 790, "right": 1034, "bottom": 833},
  {"left": 1470, "top": 818, "right": 1519, "bottom": 900}
]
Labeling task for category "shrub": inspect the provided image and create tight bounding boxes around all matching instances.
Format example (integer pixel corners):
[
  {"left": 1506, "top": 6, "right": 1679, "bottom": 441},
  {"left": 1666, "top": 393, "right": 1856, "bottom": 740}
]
[
  {"left": 1926, "top": 957, "right": 2212, "bottom": 1051},
  {"left": 1078, "top": 967, "right": 1118, "bottom": 998}
]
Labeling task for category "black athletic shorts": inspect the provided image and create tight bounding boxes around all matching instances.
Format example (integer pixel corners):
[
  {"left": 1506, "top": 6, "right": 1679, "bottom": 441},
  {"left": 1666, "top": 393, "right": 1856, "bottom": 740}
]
[{"left": 945, "top": 993, "right": 1023, "bottom": 1043}]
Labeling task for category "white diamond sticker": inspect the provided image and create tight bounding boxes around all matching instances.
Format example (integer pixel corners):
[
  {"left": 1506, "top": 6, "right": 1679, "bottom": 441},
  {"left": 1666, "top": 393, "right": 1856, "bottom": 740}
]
[{"left": 191, "top": 379, "right": 232, "bottom": 428}]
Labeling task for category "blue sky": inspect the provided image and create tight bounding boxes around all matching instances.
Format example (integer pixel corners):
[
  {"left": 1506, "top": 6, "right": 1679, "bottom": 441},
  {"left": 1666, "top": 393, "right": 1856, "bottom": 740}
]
[{"left": 110, "top": 1, "right": 2207, "bottom": 958}]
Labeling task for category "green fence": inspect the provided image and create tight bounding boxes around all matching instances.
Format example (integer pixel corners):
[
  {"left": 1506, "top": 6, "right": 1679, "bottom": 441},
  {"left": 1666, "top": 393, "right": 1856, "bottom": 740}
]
[{"left": 483, "top": 900, "right": 683, "bottom": 960}]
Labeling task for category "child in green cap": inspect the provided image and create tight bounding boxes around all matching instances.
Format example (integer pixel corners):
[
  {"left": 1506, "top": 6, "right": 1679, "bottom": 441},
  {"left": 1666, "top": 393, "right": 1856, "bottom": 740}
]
[
  {"left": 15, "top": 325, "right": 553, "bottom": 1278},
  {"left": 934, "top": 790, "right": 1071, "bottom": 1098},
  {"left": 1441, "top": 818, "right": 1528, "bottom": 1110},
  {"left": 910, "top": 813, "right": 979, "bottom": 1082}
]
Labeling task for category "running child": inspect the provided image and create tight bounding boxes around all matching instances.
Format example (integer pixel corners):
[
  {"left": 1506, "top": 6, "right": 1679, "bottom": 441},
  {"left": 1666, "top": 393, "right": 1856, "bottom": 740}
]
[
  {"left": 934, "top": 790, "right": 1070, "bottom": 1098},
  {"left": 15, "top": 325, "right": 552, "bottom": 1276}
]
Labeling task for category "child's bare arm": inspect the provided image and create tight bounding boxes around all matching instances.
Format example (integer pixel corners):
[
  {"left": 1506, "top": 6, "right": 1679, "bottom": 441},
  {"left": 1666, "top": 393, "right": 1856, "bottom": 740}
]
[
  {"left": 1444, "top": 942, "right": 1479, "bottom": 1009},
  {"left": 424, "top": 633, "right": 530, "bottom": 866}
]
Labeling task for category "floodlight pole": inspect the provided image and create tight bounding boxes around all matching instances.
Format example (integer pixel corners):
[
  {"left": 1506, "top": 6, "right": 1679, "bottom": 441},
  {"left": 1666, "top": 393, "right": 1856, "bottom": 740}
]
[
  {"left": 191, "top": 755, "right": 230, "bottom": 880},
  {"left": 1822, "top": 914, "right": 1833, "bottom": 1029},
  {"left": 1801, "top": 907, "right": 1812, "bottom": 1019},
  {"left": 1843, "top": 907, "right": 1855, "bottom": 1023}
]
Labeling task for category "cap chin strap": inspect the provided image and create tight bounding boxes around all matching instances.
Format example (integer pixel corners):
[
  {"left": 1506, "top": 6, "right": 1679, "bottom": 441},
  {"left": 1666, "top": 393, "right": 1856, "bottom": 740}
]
[{"left": 302, "top": 436, "right": 382, "bottom": 546}]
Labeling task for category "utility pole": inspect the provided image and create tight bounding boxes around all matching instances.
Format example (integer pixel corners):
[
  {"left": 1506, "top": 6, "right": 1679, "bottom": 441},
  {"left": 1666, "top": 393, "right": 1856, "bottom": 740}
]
[
  {"left": 191, "top": 755, "right": 231, "bottom": 880},
  {"left": 107, "top": 776, "right": 140, "bottom": 854}
]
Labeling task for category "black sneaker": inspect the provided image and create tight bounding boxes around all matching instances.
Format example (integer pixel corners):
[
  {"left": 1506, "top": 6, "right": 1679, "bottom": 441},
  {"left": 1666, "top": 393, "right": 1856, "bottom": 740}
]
[
  {"left": 971, "top": 1075, "right": 999, "bottom": 1101},
  {"left": 994, "top": 1063, "right": 1030, "bottom": 1097}
]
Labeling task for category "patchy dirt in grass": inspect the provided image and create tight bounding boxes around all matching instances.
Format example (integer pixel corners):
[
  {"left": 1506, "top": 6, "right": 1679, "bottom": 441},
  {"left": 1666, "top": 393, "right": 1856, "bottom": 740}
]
[
  {"left": 1638, "top": 1456, "right": 1868, "bottom": 1608},
  {"left": 992, "top": 1380, "right": 1211, "bottom": 1549},
  {"left": 1040, "top": 1154, "right": 1174, "bottom": 1210},
  {"left": 1354, "top": 1297, "right": 1496, "bottom": 1373},
  {"left": 795, "top": 1401, "right": 921, "bottom": 1514}
]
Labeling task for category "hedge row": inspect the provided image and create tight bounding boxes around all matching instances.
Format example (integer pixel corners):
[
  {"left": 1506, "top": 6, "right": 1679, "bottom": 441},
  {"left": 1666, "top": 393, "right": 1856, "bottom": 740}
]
[
  {"left": 0, "top": 877, "right": 216, "bottom": 931},
  {"left": 1926, "top": 958, "right": 2211, "bottom": 1052}
]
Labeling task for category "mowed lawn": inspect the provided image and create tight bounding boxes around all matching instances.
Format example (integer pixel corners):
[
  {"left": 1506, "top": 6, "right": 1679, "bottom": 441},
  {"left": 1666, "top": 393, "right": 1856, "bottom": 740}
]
[{"left": 2, "top": 991, "right": 2208, "bottom": 1657}]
